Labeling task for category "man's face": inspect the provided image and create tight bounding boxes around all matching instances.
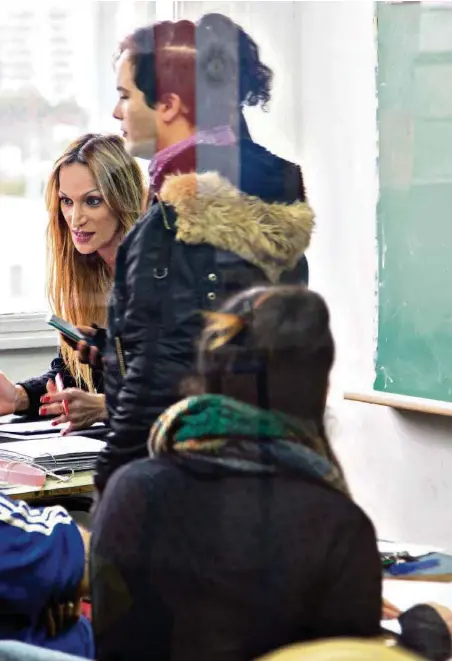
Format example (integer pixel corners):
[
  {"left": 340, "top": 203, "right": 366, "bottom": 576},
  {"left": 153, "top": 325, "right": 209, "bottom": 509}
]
[{"left": 113, "top": 51, "right": 157, "bottom": 159}]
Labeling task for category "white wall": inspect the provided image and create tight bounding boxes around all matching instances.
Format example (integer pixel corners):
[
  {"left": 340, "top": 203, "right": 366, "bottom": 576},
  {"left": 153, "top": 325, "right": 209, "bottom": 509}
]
[
  {"left": 297, "top": 1, "right": 452, "bottom": 550},
  {"left": 3, "top": 1, "right": 452, "bottom": 549},
  {"left": 176, "top": 0, "right": 303, "bottom": 164},
  {"left": 176, "top": 0, "right": 452, "bottom": 549},
  {"left": 2, "top": 347, "right": 55, "bottom": 383}
]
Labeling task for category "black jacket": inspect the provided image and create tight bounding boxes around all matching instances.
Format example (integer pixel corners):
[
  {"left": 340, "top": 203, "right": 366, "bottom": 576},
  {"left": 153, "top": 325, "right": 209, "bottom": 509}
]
[
  {"left": 91, "top": 455, "right": 382, "bottom": 661},
  {"left": 17, "top": 355, "right": 104, "bottom": 416},
  {"left": 92, "top": 456, "right": 451, "bottom": 661},
  {"left": 97, "top": 140, "right": 313, "bottom": 492}
]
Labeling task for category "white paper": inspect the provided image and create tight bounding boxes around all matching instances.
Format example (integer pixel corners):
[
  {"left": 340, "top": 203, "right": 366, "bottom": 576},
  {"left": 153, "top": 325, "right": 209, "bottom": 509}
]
[
  {"left": 0, "top": 420, "right": 66, "bottom": 434},
  {"left": 381, "top": 619, "right": 401, "bottom": 635},
  {"left": 383, "top": 579, "right": 452, "bottom": 616},
  {"left": 0, "top": 433, "right": 64, "bottom": 441},
  {"left": 0, "top": 420, "right": 104, "bottom": 435},
  {"left": 0, "top": 436, "right": 106, "bottom": 459},
  {"left": 378, "top": 540, "right": 444, "bottom": 557}
]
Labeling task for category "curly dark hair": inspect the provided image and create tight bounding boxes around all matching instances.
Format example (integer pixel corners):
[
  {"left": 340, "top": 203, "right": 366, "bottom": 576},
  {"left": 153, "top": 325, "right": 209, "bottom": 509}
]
[
  {"left": 196, "top": 13, "right": 272, "bottom": 110},
  {"left": 118, "top": 13, "right": 273, "bottom": 129}
]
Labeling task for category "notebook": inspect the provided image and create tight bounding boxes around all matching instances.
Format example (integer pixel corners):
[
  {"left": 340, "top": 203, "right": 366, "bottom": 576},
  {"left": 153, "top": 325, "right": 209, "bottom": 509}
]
[{"left": 0, "top": 436, "right": 106, "bottom": 473}]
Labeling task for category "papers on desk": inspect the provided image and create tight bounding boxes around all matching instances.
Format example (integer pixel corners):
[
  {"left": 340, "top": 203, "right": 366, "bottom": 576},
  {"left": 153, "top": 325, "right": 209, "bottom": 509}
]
[
  {"left": 0, "top": 436, "right": 106, "bottom": 473},
  {"left": 0, "top": 420, "right": 104, "bottom": 435},
  {"left": 382, "top": 579, "right": 452, "bottom": 634}
]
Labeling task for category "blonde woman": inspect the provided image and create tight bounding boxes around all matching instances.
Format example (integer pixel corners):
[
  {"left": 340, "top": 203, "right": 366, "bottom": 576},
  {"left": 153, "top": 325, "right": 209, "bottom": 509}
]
[{"left": 0, "top": 134, "right": 145, "bottom": 432}]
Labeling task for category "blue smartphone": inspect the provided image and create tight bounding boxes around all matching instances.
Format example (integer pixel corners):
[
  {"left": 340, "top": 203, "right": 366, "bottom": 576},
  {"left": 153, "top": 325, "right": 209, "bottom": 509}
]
[{"left": 46, "top": 314, "right": 95, "bottom": 347}]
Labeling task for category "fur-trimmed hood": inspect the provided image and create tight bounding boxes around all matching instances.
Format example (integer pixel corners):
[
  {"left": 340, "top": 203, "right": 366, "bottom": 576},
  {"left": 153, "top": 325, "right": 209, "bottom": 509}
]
[{"left": 160, "top": 170, "right": 314, "bottom": 283}]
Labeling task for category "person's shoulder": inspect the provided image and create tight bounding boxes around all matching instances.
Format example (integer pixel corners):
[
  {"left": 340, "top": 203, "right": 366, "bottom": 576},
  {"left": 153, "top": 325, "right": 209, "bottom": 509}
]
[
  {"left": 333, "top": 492, "right": 378, "bottom": 544},
  {"left": 239, "top": 139, "right": 306, "bottom": 202},
  {"left": 121, "top": 200, "right": 177, "bottom": 251},
  {"left": 0, "top": 491, "right": 77, "bottom": 539},
  {"left": 101, "top": 457, "right": 183, "bottom": 505},
  {"left": 301, "top": 478, "right": 376, "bottom": 533},
  {"left": 338, "top": 495, "right": 376, "bottom": 534},
  {"left": 115, "top": 455, "right": 179, "bottom": 480}
]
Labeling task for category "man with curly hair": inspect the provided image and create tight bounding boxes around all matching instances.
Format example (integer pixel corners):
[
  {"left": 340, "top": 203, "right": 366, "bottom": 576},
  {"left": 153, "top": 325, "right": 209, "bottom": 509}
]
[{"left": 82, "top": 13, "right": 312, "bottom": 495}]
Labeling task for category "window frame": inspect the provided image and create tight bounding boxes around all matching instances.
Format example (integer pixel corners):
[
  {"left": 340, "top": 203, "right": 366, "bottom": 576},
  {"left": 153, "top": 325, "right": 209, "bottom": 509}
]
[{"left": 0, "top": 312, "right": 57, "bottom": 351}]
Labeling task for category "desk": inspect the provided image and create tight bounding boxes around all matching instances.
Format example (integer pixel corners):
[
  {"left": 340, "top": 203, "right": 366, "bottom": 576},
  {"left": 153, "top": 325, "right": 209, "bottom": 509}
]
[
  {"left": 0, "top": 414, "right": 101, "bottom": 503},
  {"left": 5, "top": 470, "right": 94, "bottom": 502}
]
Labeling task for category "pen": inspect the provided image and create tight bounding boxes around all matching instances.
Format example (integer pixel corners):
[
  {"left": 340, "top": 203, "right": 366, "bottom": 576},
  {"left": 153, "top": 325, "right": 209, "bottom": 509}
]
[
  {"left": 55, "top": 373, "right": 69, "bottom": 416},
  {"left": 388, "top": 557, "right": 439, "bottom": 576}
]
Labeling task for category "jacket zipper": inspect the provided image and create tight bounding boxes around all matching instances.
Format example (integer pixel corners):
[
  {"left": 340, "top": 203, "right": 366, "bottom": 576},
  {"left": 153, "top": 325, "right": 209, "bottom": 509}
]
[
  {"left": 155, "top": 193, "right": 170, "bottom": 230},
  {"left": 114, "top": 336, "right": 127, "bottom": 377}
]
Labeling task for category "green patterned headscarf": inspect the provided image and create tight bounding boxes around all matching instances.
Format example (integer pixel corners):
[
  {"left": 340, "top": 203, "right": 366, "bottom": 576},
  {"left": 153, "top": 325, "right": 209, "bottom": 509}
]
[{"left": 148, "top": 394, "right": 350, "bottom": 497}]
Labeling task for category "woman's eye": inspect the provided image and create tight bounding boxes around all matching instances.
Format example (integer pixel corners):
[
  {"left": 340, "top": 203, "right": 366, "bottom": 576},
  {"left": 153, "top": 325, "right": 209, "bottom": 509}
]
[
  {"left": 86, "top": 196, "right": 103, "bottom": 207},
  {"left": 60, "top": 197, "right": 72, "bottom": 207}
]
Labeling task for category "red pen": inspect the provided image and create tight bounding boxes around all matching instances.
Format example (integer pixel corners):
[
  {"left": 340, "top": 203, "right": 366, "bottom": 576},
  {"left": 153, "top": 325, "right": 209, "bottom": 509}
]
[{"left": 55, "top": 373, "right": 69, "bottom": 416}]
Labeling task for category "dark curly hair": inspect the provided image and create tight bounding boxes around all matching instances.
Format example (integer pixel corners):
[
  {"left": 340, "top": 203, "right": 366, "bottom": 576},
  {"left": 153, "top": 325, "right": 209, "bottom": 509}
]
[{"left": 118, "top": 13, "right": 273, "bottom": 130}]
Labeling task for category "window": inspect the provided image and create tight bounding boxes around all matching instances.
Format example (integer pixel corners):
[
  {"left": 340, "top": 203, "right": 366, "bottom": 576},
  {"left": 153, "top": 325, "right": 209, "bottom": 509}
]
[
  {"left": 0, "top": 1, "right": 297, "bottom": 349},
  {"left": 0, "top": 2, "right": 158, "bottom": 348}
]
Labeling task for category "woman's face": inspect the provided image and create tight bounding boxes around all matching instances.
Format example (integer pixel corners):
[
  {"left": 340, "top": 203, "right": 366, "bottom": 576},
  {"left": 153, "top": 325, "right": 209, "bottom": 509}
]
[{"left": 59, "top": 163, "right": 120, "bottom": 257}]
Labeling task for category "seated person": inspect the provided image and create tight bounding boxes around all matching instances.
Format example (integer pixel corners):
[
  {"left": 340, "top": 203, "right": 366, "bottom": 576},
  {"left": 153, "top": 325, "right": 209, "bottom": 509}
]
[
  {"left": 0, "top": 134, "right": 144, "bottom": 433},
  {"left": 90, "top": 285, "right": 382, "bottom": 660},
  {"left": 0, "top": 490, "right": 92, "bottom": 657},
  {"left": 91, "top": 284, "right": 452, "bottom": 661}
]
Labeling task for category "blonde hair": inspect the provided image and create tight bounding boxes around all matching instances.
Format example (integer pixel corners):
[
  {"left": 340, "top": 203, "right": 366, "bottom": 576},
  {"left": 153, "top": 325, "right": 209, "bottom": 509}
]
[{"left": 46, "top": 133, "right": 145, "bottom": 391}]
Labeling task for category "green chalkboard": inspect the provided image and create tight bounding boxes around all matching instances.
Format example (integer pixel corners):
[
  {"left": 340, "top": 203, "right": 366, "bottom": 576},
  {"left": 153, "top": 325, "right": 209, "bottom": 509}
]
[{"left": 375, "top": 2, "right": 452, "bottom": 401}]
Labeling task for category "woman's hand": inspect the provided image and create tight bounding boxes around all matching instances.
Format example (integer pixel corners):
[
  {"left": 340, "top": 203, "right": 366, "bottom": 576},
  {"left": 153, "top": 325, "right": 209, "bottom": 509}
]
[
  {"left": 76, "top": 325, "right": 105, "bottom": 370},
  {"left": 39, "top": 381, "right": 107, "bottom": 434},
  {"left": 0, "top": 372, "right": 29, "bottom": 415},
  {"left": 61, "top": 324, "right": 105, "bottom": 370},
  {"left": 60, "top": 324, "right": 95, "bottom": 351},
  {"left": 382, "top": 598, "right": 401, "bottom": 620},
  {"left": 44, "top": 600, "right": 82, "bottom": 638},
  {"left": 425, "top": 602, "right": 452, "bottom": 635}
]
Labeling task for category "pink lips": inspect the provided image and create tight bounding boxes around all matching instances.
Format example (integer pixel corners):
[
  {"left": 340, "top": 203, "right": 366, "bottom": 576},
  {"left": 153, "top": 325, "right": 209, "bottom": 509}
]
[{"left": 73, "top": 231, "right": 94, "bottom": 245}]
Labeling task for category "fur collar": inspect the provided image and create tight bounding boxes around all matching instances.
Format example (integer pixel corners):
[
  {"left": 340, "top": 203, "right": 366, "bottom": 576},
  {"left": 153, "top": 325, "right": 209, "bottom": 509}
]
[{"left": 160, "top": 171, "right": 314, "bottom": 283}]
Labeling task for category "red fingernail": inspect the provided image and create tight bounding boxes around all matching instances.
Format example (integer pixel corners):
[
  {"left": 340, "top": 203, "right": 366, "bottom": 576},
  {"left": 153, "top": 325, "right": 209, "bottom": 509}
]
[
  {"left": 41, "top": 396, "right": 50, "bottom": 404},
  {"left": 40, "top": 407, "right": 47, "bottom": 415},
  {"left": 51, "top": 420, "right": 58, "bottom": 426}
]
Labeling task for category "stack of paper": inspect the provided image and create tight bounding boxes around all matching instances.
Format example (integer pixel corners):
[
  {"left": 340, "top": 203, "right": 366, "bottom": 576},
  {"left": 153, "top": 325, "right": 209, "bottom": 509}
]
[
  {"left": 378, "top": 540, "right": 444, "bottom": 557},
  {"left": 0, "top": 436, "right": 106, "bottom": 473}
]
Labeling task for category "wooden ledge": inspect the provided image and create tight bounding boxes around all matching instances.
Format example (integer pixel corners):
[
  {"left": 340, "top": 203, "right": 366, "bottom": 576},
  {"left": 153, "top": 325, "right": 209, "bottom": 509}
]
[{"left": 344, "top": 391, "right": 452, "bottom": 417}]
